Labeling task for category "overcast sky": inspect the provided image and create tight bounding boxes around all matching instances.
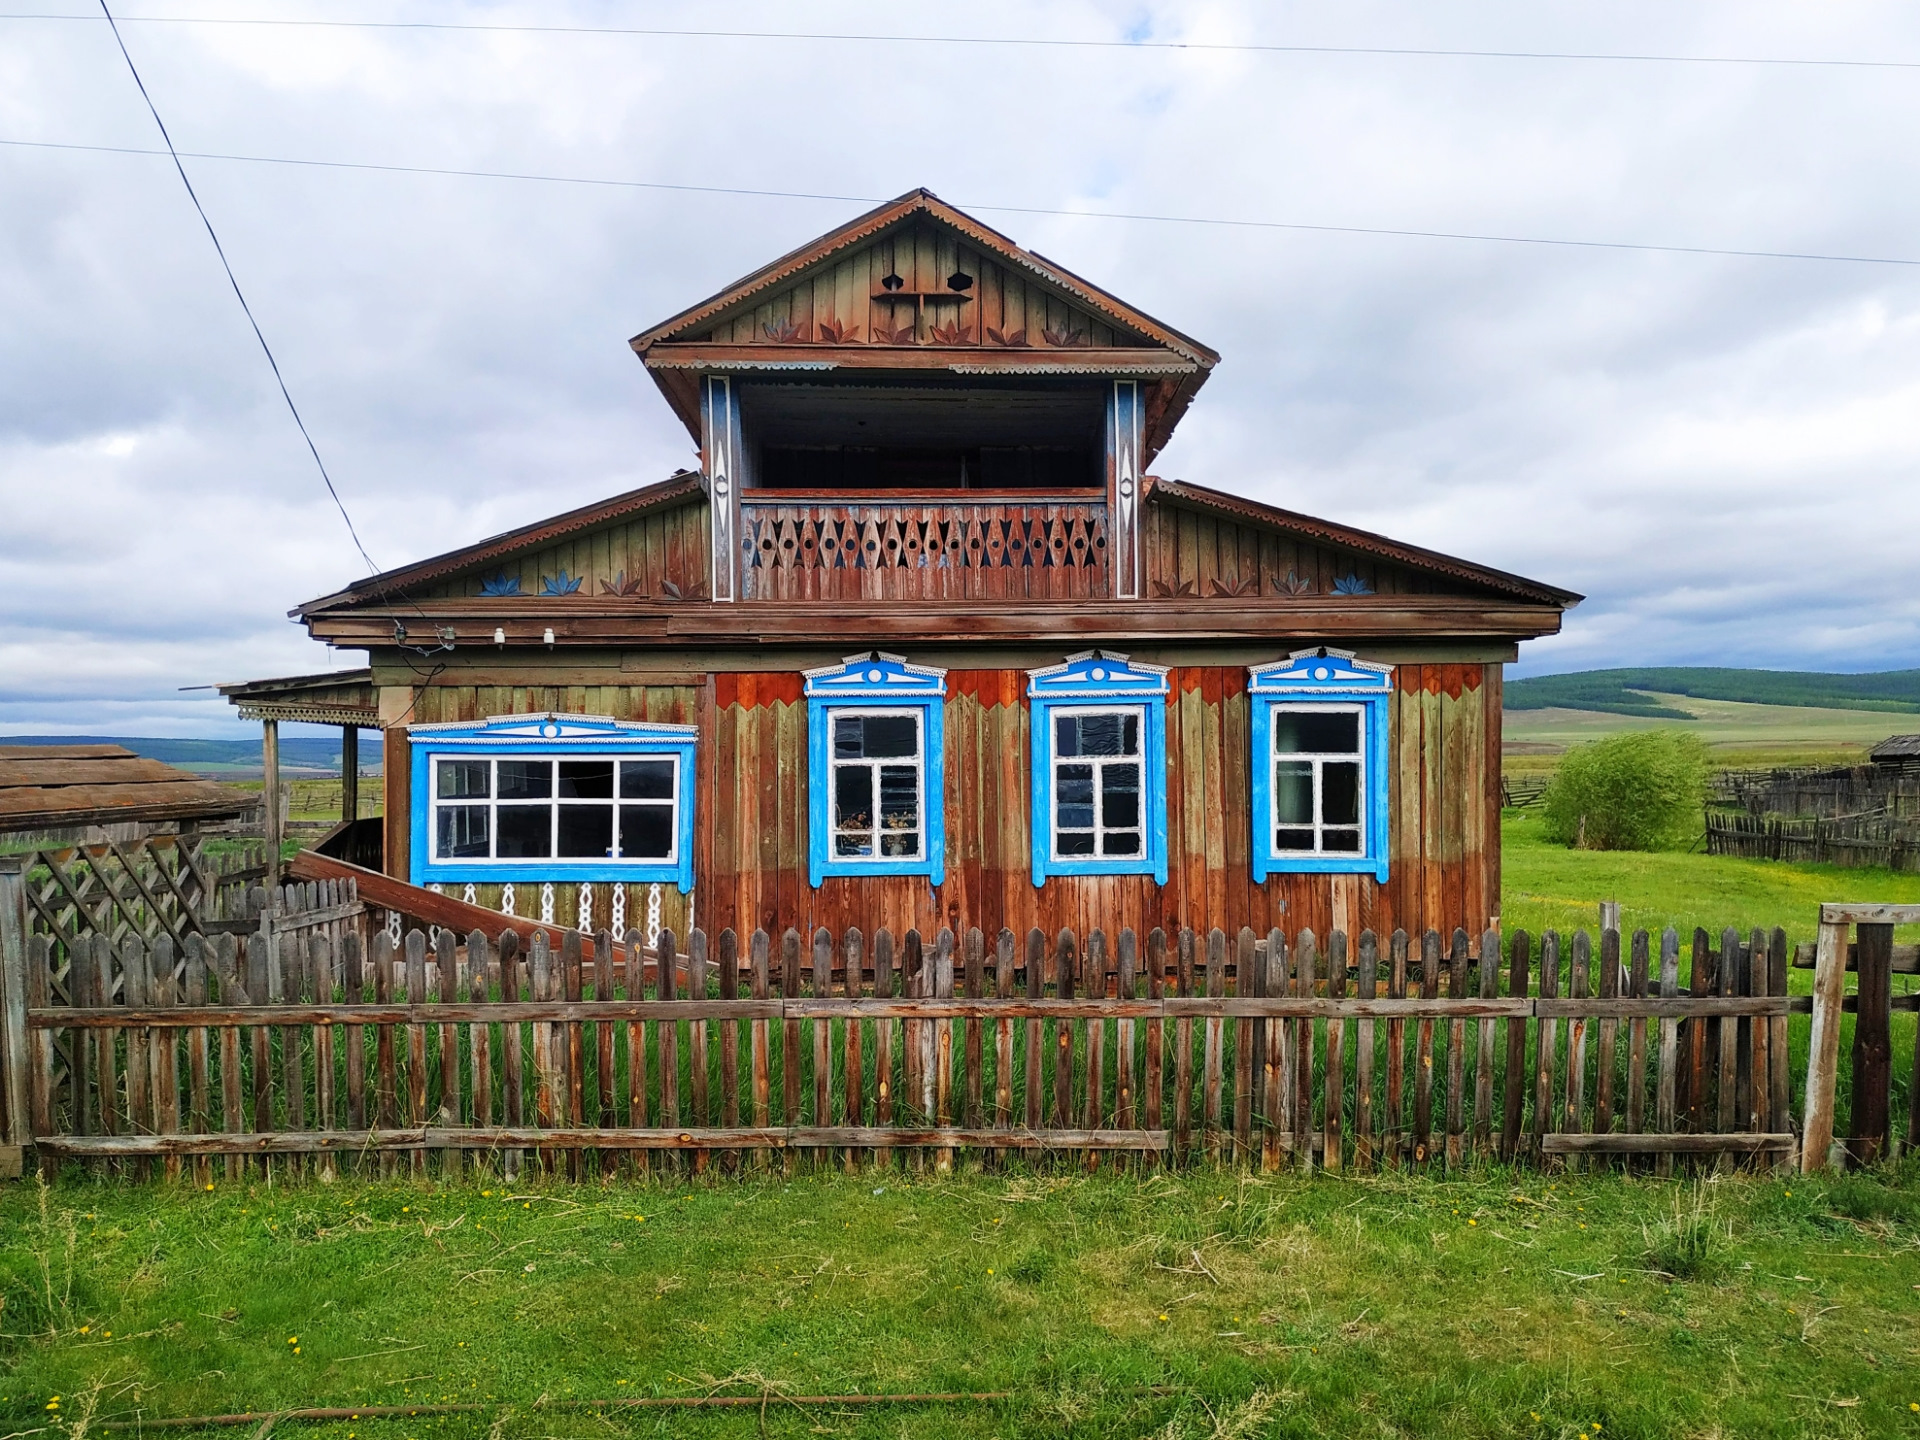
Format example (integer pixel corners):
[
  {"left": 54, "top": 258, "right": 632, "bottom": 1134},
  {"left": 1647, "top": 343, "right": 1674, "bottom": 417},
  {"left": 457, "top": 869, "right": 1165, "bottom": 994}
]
[{"left": 5, "top": 1, "right": 1920, "bottom": 739}]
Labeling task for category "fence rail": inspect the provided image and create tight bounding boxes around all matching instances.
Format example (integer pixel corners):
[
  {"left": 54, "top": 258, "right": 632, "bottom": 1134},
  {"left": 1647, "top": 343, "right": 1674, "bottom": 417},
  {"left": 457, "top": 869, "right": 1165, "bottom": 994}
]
[
  {"left": 1705, "top": 809, "right": 1920, "bottom": 873},
  {"left": 11, "top": 919, "right": 1833, "bottom": 1180}
]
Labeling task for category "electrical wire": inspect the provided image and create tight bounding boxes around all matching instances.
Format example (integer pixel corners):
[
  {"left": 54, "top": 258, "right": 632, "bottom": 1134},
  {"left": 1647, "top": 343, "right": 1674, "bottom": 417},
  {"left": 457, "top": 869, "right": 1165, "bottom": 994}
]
[
  {"left": 93, "top": 0, "right": 382, "bottom": 577},
  {"left": 8, "top": 11, "right": 1919, "bottom": 71},
  {"left": 8, "top": 136, "right": 1919, "bottom": 269}
]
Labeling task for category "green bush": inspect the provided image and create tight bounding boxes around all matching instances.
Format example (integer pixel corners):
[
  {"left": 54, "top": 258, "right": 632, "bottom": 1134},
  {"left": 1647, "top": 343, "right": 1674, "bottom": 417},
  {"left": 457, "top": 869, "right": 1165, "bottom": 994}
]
[{"left": 1539, "top": 728, "right": 1710, "bottom": 851}]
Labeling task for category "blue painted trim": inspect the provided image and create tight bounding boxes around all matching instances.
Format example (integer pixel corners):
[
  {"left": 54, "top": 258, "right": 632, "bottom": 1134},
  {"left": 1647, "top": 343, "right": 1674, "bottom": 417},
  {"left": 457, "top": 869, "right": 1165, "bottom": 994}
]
[
  {"left": 408, "top": 714, "right": 697, "bottom": 892},
  {"left": 1026, "top": 653, "right": 1170, "bottom": 886},
  {"left": 1247, "top": 651, "right": 1393, "bottom": 884},
  {"left": 804, "top": 656, "right": 947, "bottom": 888}
]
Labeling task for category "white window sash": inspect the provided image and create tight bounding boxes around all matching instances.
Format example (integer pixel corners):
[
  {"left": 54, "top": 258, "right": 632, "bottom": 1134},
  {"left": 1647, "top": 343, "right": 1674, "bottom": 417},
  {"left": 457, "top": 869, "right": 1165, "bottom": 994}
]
[
  {"left": 428, "top": 752, "right": 681, "bottom": 866},
  {"left": 1269, "top": 703, "right": 1366, "bottom": 856},
  {"left": 825, "top": 707, "right": 925, "bottom": 864},
  {"left": 1047, "top": 704, "right": 1147, "bottom": 864}
]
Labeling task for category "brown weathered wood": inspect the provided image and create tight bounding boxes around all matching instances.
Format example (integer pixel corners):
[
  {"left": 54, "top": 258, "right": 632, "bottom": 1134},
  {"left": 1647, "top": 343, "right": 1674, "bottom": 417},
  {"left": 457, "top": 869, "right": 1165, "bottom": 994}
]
[
  {"left": 592, "top": 926, "right": 616, "bottom": 1137},
  {"left": 1445, "top": 928, "right": 1467, "bottom": 1170},
  {"left": 1626, "top": 931, "right": 1649, "bottom": 1143},
  {"left": 1802, "top": 916, "right": 1848, "bottom": 1173},
  {"left": 751, "top": 928, "right": 772, "bottom": 1166},
  {"left": 1113, "top": 928, "right": 1136, "bottom": 1137},
  {"left": 1500, "top": 931, "right": 1529, "bottom": 1161},
  {"left": 497, "top": 928, "right": 524, "bottom": 1182},
  {"left": 25, "top": 936, "right": 53, "bottom": 1156},
  {"left": 1023, "top": 928, "right": 1045, "bottom": 1134},
  {"left": 434, "top": 927, "right": 459, "bottom": 1176},
  {"left": 1144, "top": 927, "right": 1165, "bottom": 1145},
  {"left": 1563, "top": 930, "right": 1589, "bottom": 1170},
  {"left": 994, "top": 929, "right": 1016, "bottom": 1145},
  {"left": 1541, "top": 1131, "right": 1794, "bottom": 1156},
  {"left": 1413, "top": 929, "right": 1438, "bottom": 1165},
  {"left": 404, "top": 928, "right": 429, "bottom": 1176},
  {"left": 719, "top": 927, "right": 741, "bottom": 1133},
  {"left": 371, "top": 931, "right": 398, "bottom": 1175},
  {"left": 1685, "top": 929, "right": 1712, "bottom": 1135},
  {"left": 1386, "top": 928, "right": 1408, "bottom": 1165},
  {"left": 184, "top": 934, "right": 211, "bottom": 1187},
  {"left": 964, "top": 927, "right": 985, "bottom": 1133},
  {"left": 1323, "top": 930, "right": 1347, "bottom": 1174},
  {"left": 687, "top": 928, "right": 710, "bottom": 1171},
  {"left": 934, "top": 928, "right": 955, "bottom": 1173},
  {"left": 528, "top": 932, "right": 556, "bottom": 1169},
  {"left": 1232, "top": 927, "right": 1255, "bottom": 1163},
  {"left": 1353, "top": 930, "right": 1376, "bottom": 1171},
  {"left": 123, "top": 936, "right": 154, "bottom": 1179},
  {"left": 1532, "top": 931, "right": 1559, "bottom": 1163},
  {"left": 309, "top": 932, "right": 335, "bottom": 1181},
  {"left": 1653, "top": 927, "right": 1679, "bottom": 1178},
  {"left": 151, "top": 935, "right": 182, "bottom": 1181},
  {"left": 844, "top": 926, "right": 865, "bottom": 1169},
  {"left": 1202, "top": 929, "right": 1226, "bottom": 1159},
  {"left": 812, "top": 928, "right": 833, "bottom": 1149},
  {"left": 1768, "top": 928, "right": 1790, "bottom": 1150},
  {"left": 1850, "top": 921, "right": 1893, "bottom": 1166},
  {"left": 1173, "top": 927, "right": 1194, "bottom": 1160},
  {"left": 1734, "top": 929, "right": 1756, "bottom": 1138},
  {"left": 1713, "top": 928, "right": 1738, "bottom": 1160},
  {"left": 561, "top": 928, "right": 584, "bottom": 1178},
  {"left": 1082, "top": 929, "right": 1106, "bottom": 1159},
  {"left": 467, "top": 932, "right": 493, "bottom": 1139},
  {"left": 659, "top": 929, "right": 682, "bottom": 1138},
  {"left": 1595, "top": 927, "right": 1620, "bottom": 1144},
  {"left": 1473, "top": 928, "right": 1497, "bottom": 1158},
  {"left": 1294, "top": 928, "right": 1317, "bottom": 1172}
]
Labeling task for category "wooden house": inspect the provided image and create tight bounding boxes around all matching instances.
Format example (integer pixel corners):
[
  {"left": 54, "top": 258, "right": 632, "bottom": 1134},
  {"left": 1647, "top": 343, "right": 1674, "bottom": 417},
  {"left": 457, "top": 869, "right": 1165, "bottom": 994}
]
[{"left": 257, "top": 190, "right": 1578, "bottom": 945}]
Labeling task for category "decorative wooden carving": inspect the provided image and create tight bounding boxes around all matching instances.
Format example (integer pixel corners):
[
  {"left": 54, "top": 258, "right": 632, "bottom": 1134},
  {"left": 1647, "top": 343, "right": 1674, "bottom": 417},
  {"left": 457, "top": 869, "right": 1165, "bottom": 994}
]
[
  {"left": 539, "top": 570, "right": 583, "bottom": 596},
  {"left": 874, "top": 322, "right": 918, "bottom": 345},
  {"left": 815, "top": 317, "right": 860, "bottom": 343},
  {"left": 1042, "top": 324, "right": 1088, "bottom": 347},
  {"left": 1274, "top": 570, "right": 1315, "bottom": 596},
  {"left": 701, "top": 376, "right": 740, "bottom": 603},
  {"left": 1107, "top": 381, "right": 1143, "bottom": 600},
  {"left": 985, "top": 326, "right": 1028, "bottom": 347},
  {"left": 739, "top": 501, "right": 1110, "bottom": 600},
  {"left": 1332, "top": 572, "right": 1375, "bottom": 596},
  {"left": 479, "top": 572, "right": 521, "bottom": 596},
  {"left": 927, "top": 320, "right": 970, "bottom": 345},
  {"left": 762, "top": 318, "right": 810, "bottom": 343}
]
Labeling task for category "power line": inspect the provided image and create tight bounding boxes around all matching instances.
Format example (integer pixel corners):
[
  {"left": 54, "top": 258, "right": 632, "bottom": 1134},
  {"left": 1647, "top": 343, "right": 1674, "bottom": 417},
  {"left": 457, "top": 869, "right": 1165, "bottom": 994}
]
[
  {"left": 7, "top": 10, "right": 1919, "bottom": 71},
  {"left": 92, "top": 0, "right": 380, "bottom": 576},
  {"left": 8, "top": 135, "right": 1919, "bottom": 270}
]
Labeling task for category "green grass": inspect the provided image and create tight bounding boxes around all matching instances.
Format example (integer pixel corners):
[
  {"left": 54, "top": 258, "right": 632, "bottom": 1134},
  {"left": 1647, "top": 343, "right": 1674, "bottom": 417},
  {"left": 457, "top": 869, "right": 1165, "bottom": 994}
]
[
  {"left": 1499, "top": 810, "right": 1920, "bottom": 943},
  {"left": 4, "top": 1165, "right": 1919, "bottom": 1439}
]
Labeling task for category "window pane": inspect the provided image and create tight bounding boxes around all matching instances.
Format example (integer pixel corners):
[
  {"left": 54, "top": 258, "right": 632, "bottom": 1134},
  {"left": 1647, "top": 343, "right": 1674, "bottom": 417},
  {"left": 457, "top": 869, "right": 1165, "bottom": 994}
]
[
  {"left": 860, "top": 714, "right": 919, "bottom": 759},
  {"left": 1060, "top": 712, "right": 1133, "bottom": 758},
  {"left": 1274, "top": 761, "right": 1314, "bottom": 825},
  {"left": 497, "top": 806, "right": 551, "bottom": 858},
  {"left": 834, "top": 766, "right": 872, "bottom": 833},
  {"left": 557, "top": 805, "right": 613, "bottom": 858},
  {"left": 1056, "top": 764, "right": 1094, "bottom": 831},
  {"left": 1322, "top": 827, "right": 1361, "bottom": 853},
  {"left": 620, "top": 804, "right": 673, "bottom": 859},
  {"left": 879, "top": 765, "right": 919, "bottom": 833},
  {"left": 1055, "top": 713, "right": 1081, "bottom": 758},
  {"left": 436, "top": 805, "right": 489, "bottom": 858},
  {"left": 1274, "top": 826, "right": 1315, "bottom": 851},
  {"left": 835, "top": 832, "right": 871, "bottom": 857},
  {"left": 1101, "top": 763, "right": 1140, "bottom": 830},
  {"left": 1057, "top": 832, "right": 1096, "bottom": 856},
  {"left": 1273, "top": 710, "right": 1360, "bottom": 755},
  {"left": 1102, "top": 831, "right": 1142, "bottom": 856},
  {"left": 1322, "top": 762, "right": 1361, "bottom": 826},
  {"left": 437, "top": 760, "right": 489, "bottom": 800},
  {"left": 833, "top": 715, "right": 865, "bottom": 760},
  {"left": 881, "top": 829, "right": 920, "bottom": 858},
  {"left": 558, "top": 761, "right": 614, "bottom": 799},
  {"left": 498, "top": 761, "right": 551, "bottom": 800},
  {"left": 620, "top": 759, "right": 674, "bottom": 800}
]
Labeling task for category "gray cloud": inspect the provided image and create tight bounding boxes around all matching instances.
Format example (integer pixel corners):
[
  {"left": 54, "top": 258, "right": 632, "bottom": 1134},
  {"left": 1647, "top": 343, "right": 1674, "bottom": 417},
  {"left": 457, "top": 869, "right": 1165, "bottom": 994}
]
[{"left": 4, "top": 0, "right": 1919, "bottom": 736}]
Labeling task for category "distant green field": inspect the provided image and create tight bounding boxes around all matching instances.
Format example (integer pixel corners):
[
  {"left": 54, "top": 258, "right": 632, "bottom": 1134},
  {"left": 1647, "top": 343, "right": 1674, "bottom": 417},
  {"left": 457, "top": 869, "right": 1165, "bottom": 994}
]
[
  {"left": 1505, "top": 667, "right": 1920, "bottom": 719},
  {"left": 1502, "top": 691, "right": 1914, "bottom": 771}
]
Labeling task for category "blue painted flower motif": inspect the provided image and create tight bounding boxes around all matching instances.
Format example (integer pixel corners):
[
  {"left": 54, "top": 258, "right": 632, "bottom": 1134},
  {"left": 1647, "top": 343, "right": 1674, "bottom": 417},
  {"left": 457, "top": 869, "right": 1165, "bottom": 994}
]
[
  {"left": 1331, "top": 572, "right": 1374, "bottom": 596},
  {"left": 540, "top": 570, "right": 583, "bottom": 596},
  {"left": 479, "top": 572, "right": 521, "bottom": 596}
]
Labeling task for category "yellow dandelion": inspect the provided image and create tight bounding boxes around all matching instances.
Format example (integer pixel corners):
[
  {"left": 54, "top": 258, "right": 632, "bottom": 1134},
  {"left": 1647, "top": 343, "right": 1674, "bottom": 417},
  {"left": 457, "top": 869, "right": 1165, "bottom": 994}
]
[
  {"left": 288, "top": 1336, "right": 299, "bottom": 1344},
  {"left": 79, "top": 1325, "right": 90, "bottom": 1333},
  {"left": 1467, "top": 1219, "right": 1478, "bottom": 1227},
  {"left": 1158, "top": 1313, "right": 1169, "bottom": 1321}
]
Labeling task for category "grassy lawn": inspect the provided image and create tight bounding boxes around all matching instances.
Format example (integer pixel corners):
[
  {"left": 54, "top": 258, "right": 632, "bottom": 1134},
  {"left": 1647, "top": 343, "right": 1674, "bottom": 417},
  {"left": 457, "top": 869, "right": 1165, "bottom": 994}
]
[{"left": 3, "top": 1164, "right": 1918, "bottom": 1439}]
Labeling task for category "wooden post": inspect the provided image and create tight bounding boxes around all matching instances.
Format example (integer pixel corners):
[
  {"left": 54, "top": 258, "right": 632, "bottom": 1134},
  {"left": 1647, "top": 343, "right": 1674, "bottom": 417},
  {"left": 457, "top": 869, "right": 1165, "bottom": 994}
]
[
  {"left": 341, "top": 726, "right": 360, "bottom": 823},
  {"left": 262, "top": 718, "right": 283, "bottom": 874},
  {"left": 1801, "top": 911, "right": 1850, "bottom": 1173},
  {"left": 1849, "top": 922, "right": 1894, "bottom": 1167},
  {"left": 0, "top": 858, "right": 31, "bottom": 1165}
]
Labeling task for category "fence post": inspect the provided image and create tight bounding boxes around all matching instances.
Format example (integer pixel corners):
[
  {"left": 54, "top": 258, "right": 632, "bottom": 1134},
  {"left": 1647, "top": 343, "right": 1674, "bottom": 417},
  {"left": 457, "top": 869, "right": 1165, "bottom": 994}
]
[
  {"left": 0, "top": 857, "right": 30, "bottom": 1175},
  {"left": 1849, "top": 923, "right": 1894, "bottom": 1166},
  {"left": 1800, "top": 908, "right": 1850, "bottom": 1173}
]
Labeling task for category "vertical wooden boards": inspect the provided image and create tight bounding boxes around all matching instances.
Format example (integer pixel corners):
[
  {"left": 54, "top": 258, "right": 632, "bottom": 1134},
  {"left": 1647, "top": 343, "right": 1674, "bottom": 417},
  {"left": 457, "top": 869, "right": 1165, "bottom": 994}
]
[
  {"left": 1803, "top": 916, "right": 1848, "bottom": 1174},
  {"left": 963, "top": 927, "right": 985, "bottom": 1133},
  {"left": 1386, "top": 929, "right": 1407, "bottom": 1166},
  {"left": 812, "top": 928, "right": 833, "bottom": 1156},
  {"left": 1767, "top": 929, "right": 1790, "bottom": 1149},
  {"left": 995, "top": 929, "right": 1017, "bottom": 1146},
  {"left": 1233, "top": 928, "right": 1256, "bottom": 1163},
  {"left": 184, "top": 936, "right": 211, "bottom": 1188},
  {"left": 935, "top": 928, "right": 955, "bottom": 1174},
  {"left": 780, "top": 928, "right": 801, "bottom": 1162},
  {"left": 1263, "top": 930, "right": 1286, "bottom": 1172},
  {"left": 1114, "top": 929, "right": 1137, "bottom": 1136},
  {"left": 1594, "top": 927, "right": 1620, "bottom": 1146},
  {"left": 123, "top": 937, "right": 152, "bottom": 1181},
  {"left": 1501, "top": 932, "right": 1530, "bottom": 1162},
  {"left": 1322, "top": 930, "right": 1346, "bottom": 1174},
  {"left": 1413, "top": 930, "right": 1438, "bottom": 1166},
  {"left": 1532, "top": 932, "right": 1560, "bottom": 1164},
  {"left": 435, "top": 927, "right": 459, "bottom": 1178},
  {"left": 1352, "top": 930, "right": 1376, "bottom": 1171},
  {"left": 468, "top": 932, "right": 493, "bottom": 1140},
  {"left": 1082, "top": 930, "right": 1106, "bottom": 1161},
  {"left": 498, "top": 929, "right": 524, "bottom": 1182},
  {"left": 1203, "top": 929, "right": 1226, "bottom": 1161},
  {"left": 1024, "top": 928, "right": 1046, "bottom": 1135},
  {"left": 150, "top": 937, "right": 181, "bottom": 1182},
  {"left": 845, "top": 927, "right": 866, "bottom": 1170},
  {"left": 719, "top": 927, "right": 741, "bottom": 1134},
  {"left": 1173, "top": 928, "right": 1194, "bottom": 1160},
  {"left": 751, "top": 929, "right": 773, "bottom": 1167},
  {"left": 1293, "top": 929, "right": 1316, "bottom": 1171},
  {"left": 1654, "top": 928, "right": 1679, "bottom": 1179},
  {"left": 688, "top": 929, "right": 711, "bottom": 1173},
  {"left": 1444, "top": 928, "right": 1466, "bottom": 1170},
  {"left": 1564, "top": 931, "right": 1590, "bottom": 1169},
  {"left": 1626, "top": 931, "right": 1650, "bottom": 1143},
  {"left": 1850, "top": 922, "right": 1894, "bottom": 1166},
  {"left": 1474, "top": 928, "right": 1498, "bottom": 1159},
  {"left": 405, "top": 929, "right": 429, "bottom": 1177},
  {"left": 1053, "top": 929, "right": 1077, "bottom": 1131}
]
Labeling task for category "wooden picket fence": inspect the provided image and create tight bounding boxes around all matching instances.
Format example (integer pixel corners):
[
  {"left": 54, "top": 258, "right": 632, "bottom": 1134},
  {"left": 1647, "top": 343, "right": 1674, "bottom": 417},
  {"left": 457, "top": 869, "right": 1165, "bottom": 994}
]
[{"left": 11, "top": 919, "right": 1815, "bottom": 1180}]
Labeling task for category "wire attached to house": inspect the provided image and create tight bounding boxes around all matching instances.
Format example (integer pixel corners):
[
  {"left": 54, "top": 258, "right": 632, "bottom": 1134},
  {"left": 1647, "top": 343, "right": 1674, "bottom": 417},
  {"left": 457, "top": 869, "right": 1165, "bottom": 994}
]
[
  {"left": 94, "top": 0, "right": 381, "bottom": 578},
  {"left": 9, "top": 136, "right": 1920, "bottom": 270}
]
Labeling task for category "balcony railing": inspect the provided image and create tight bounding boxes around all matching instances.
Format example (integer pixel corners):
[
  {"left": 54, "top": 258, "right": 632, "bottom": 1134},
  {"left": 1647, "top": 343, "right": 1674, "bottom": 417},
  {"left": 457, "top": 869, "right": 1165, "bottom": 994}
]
[{"left": 739, "top": 493, "right": 1110, "bottom": 601}]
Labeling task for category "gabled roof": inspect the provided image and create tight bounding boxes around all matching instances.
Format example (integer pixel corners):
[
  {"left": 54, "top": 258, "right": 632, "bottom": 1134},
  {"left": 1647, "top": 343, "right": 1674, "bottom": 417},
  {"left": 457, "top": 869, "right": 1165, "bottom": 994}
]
[
  {"left": 633, "top": 188, "right": 1217, "bottom": 363},
  {"left": 630, "top": 189, "right": 1219, "bottom": 462},
  {"left": 1148, "top": 477, "right": 1582, "bottom": 607},
  {"left": 295, "top": 471, "right": 703, "bottom": 616}
]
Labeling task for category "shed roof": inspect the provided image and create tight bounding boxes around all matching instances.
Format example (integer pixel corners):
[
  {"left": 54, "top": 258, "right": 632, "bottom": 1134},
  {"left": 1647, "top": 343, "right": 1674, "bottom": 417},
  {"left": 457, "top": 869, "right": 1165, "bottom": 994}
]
[
  {"left": 215, "top": 669, "right": 379, "bottom": 726},
  {"left": 1870, "top": 734, "right": 1920, "bottom": 761},
  {"left": 0, "top": 745, "right": 254, "bottom": 833}
]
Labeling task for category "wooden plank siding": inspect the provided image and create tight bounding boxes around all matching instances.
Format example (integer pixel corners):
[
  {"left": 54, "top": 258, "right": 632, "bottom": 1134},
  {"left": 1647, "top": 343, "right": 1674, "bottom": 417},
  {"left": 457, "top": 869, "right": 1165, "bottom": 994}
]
[
  {"left": 1143, "top": 499, "right": 1451, "bottom": 601},
  {"left": 693, "top": 224, "right": 1139, "bottom": 352},
  {"left": 411, "top": 497, "right": 710, "bottom": 602}
]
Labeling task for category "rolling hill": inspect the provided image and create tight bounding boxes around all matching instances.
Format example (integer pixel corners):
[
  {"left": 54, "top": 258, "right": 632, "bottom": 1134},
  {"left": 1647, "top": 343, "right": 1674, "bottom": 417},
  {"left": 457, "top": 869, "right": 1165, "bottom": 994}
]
[{"left": 1503, "top": 668, "right": 1920, "bottom": 719}]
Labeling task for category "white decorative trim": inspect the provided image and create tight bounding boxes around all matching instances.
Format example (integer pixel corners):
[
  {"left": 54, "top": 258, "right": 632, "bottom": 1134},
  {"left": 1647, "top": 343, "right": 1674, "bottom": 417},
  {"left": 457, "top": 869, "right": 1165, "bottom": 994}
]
[
  {"left": 646, "top": 882, "right": 663, "bottom": 950},
  {"left": 577, "top": 882, "right": 594, "bottom": 934},
  {"left": 540, "top": 882, "right": 555, "bottom": 924},
  {"left": 500, "top": 882, "right": 516, "bottom": 917},
  {"left": 610, "top": 882, "right": 627, "bottom": 936},
  {"left": 428, "top": 883, "right": 444, "bottom": 896},
  {"left": 462, "top": 882, "right": 477, "bottom": 905}
]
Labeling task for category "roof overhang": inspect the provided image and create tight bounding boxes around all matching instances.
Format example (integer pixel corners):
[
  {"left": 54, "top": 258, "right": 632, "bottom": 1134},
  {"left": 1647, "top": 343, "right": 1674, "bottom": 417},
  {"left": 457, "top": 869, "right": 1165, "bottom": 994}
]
[{"left": 216, "top": 669, "right": 379, "bottom": 726}]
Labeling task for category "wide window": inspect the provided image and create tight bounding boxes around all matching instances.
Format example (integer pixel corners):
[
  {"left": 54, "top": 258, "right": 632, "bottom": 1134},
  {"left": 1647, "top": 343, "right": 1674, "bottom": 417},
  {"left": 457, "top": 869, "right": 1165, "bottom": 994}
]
[
  {"left": 1028, "top": 654, "right": 1168, "bottom": 884},
  {"left": 407, "top": 714, "right": 697, "bottom": 891},
  {"left": 430, "top": 755, "right": 681, "bottom": 863},
  {"left": 805, "top": 654, "right": 947, "bottom": 886},
  {"left": 1249, "top": 650, "right": 1393, "bottom": 883}
]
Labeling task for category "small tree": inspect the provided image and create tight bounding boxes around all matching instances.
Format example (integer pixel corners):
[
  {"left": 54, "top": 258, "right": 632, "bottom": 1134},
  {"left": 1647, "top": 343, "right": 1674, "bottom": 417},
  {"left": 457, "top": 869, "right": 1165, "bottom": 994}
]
[{"left": 1540, "top": 729, "right": 1710, "bottom": 851}]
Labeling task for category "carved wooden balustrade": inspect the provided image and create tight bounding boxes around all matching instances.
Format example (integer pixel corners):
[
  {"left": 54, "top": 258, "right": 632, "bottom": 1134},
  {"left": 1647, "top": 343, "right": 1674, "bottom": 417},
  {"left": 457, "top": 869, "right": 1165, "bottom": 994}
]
[{"left": 739, "top": 495, "right": 1110, "bottom": 601}]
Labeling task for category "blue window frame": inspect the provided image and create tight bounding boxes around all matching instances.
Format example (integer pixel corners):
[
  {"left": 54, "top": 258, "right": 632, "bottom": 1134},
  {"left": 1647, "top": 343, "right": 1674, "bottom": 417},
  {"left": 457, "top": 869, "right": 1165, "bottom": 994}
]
[
  {"left": 805, "top": 654, "right": 947, "bottom": 887},
  {"left": 1248, "top": 649, "right": 1394, "bottom": 883},
  {"left": 409, "top": 714, "right": 697, "bottom": 892},
  {"left": 1028, "top": 652, "right": 1169, "bottom": 885}
]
